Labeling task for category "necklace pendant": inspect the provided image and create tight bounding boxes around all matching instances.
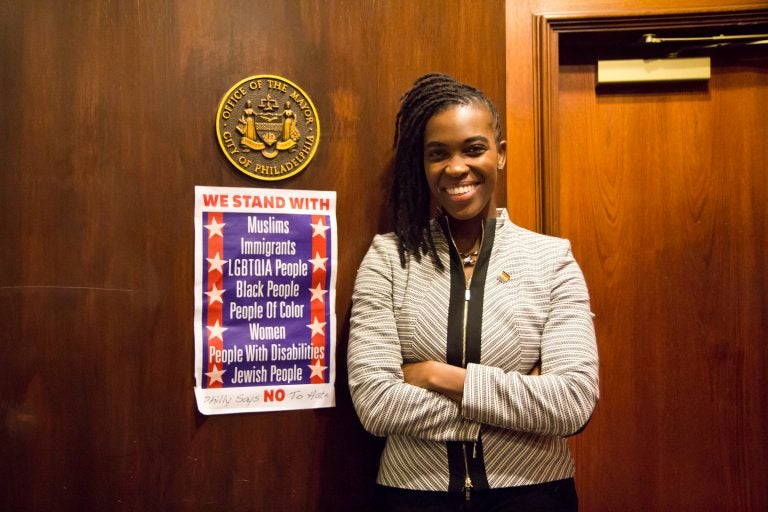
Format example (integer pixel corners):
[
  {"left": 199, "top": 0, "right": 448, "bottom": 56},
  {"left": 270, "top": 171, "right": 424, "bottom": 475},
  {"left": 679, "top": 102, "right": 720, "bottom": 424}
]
[{"left": 460, "top": 250, "right": 478, "bottom": 267}]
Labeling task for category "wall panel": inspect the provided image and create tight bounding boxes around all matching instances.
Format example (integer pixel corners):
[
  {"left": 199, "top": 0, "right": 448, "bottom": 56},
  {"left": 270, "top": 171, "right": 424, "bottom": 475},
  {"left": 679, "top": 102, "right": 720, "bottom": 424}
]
[{"left": 0, "top": 1, "right": 505, "bottom": 510}]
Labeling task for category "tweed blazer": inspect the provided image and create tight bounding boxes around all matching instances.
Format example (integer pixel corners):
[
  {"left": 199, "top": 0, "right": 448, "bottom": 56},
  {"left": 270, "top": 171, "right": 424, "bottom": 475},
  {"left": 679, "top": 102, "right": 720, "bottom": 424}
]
[{"left": 347, "top": 210, "right": 599, "bottom": 492}]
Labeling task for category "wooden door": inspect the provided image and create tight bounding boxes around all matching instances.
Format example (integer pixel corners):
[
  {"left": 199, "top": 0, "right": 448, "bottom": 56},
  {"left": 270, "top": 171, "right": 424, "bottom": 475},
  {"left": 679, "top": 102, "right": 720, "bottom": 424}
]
[
  {"left": 537, "top": 10, "right": 768, "bottom": 511},
  {"left": 0, "top": 1, "right": 505, "bottom": 510}
]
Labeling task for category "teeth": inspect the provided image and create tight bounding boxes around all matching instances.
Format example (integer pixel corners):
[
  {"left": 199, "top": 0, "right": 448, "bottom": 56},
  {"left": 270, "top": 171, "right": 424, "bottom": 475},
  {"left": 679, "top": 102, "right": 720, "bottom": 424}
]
[{"left": 446, "top": 184, "right": 476, "bottom": 195}]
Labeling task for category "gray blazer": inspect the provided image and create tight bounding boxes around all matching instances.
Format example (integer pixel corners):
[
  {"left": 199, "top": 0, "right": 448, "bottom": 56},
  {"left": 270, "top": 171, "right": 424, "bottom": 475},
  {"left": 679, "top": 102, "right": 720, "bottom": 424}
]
[{"left": 348, "top": 210, "right": 599, "bottom": 491}]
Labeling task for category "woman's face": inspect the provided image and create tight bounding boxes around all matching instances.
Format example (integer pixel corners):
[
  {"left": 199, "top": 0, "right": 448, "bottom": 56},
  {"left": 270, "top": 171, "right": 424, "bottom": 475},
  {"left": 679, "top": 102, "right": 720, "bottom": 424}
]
[{"left": 423, "top": 103, "right": 506, "bottom": 223}]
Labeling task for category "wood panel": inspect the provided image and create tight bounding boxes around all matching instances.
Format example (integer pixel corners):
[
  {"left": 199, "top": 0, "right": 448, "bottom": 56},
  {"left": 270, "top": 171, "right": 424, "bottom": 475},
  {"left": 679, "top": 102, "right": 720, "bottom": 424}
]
[
  {"left": 534, "top": 8, "right": 768, "bottom": 511},
  {"left": 0, "top": 1, "right": 505, "bottom": 510},
  {"left": 504, "top": 0, "right": 768, "bottom": 230}
]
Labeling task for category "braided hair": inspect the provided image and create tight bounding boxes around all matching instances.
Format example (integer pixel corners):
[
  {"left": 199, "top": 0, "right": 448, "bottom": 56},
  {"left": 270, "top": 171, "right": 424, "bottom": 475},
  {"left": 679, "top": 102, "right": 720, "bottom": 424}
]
[{"left": 390, "top": 73, "right": 502, "bottom": 269}]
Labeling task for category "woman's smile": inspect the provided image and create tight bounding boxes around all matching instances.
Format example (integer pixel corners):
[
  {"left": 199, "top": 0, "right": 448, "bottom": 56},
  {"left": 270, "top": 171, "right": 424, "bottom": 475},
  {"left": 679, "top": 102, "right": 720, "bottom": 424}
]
[{"left": 444, "top": 183, "right": 479, "bottom": 197}]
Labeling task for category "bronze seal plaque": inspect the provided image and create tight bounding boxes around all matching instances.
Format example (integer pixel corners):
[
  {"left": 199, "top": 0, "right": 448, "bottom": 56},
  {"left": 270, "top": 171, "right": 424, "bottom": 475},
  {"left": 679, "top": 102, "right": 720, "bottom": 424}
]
[{"left": 215, "top": 75, "right": 320, "bottom": 181}]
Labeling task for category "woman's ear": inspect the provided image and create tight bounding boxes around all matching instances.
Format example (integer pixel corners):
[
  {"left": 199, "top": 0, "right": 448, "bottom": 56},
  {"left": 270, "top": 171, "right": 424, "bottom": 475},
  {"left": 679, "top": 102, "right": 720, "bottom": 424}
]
[{"left": 497, "top": 140, "right": 507, "bottom": 170}]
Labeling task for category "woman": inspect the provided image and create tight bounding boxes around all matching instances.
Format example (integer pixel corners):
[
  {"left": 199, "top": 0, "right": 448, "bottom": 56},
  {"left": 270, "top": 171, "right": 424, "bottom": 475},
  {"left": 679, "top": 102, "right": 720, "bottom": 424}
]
[{"left": 348, "top": 73, "right": 599, "bottom": 511}]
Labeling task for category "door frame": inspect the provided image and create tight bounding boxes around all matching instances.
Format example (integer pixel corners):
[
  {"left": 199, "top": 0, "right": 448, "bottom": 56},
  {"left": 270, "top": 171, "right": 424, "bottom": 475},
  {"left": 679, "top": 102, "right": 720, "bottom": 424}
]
[{"left": 532, "top": 7, "right": 768, "bottom": 234}]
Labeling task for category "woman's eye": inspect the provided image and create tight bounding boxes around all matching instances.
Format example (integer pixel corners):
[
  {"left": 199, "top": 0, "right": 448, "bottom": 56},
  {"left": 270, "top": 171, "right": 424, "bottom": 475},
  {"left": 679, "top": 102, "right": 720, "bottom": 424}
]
[
  {"left": 426, "top": 149, "right": 447, "bottom": 160},
  {"left": 466, "top": 145, "right": 487, "bottom": 156}
]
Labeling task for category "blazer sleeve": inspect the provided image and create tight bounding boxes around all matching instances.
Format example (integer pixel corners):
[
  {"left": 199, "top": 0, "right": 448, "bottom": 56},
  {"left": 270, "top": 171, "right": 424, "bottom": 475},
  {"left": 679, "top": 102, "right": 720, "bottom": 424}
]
[
  {"left": 347, "top": 235, "right": 480, "bottom": 442},
  {"left": 462, "top": 240, "right": 599, "bottom": 437}
]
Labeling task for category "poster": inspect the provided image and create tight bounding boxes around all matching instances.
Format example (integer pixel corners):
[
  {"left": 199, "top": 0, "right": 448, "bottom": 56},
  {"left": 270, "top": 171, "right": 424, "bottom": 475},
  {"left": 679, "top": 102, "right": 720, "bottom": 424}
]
[{"left": 194, "top": 186, "right": 336, "bottom": 414}]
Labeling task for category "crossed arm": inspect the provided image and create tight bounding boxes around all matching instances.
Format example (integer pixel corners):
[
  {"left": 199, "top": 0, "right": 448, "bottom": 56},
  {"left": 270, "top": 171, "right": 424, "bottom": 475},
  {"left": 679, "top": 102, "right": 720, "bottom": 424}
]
[{"left": 402, "top": 361, "right": 541, "bottom": 403}]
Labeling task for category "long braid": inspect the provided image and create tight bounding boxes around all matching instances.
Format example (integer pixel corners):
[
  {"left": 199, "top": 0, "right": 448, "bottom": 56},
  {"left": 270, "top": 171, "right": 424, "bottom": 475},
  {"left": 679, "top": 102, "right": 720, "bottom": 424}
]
[{"left": 390, "top": 73, "right": 502, "bottom": 269}]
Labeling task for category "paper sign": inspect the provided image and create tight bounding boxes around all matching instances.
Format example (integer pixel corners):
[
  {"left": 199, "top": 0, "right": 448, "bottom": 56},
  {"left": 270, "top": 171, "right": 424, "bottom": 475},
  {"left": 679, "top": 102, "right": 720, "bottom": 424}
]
[{"left": 194, "top": 186, "right": 336, "bottom": 414}]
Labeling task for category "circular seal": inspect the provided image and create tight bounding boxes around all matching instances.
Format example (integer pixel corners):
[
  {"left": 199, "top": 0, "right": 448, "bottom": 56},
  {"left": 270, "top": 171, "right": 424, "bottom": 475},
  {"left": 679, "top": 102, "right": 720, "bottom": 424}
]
[{"left": 215, "top": 75, "right": 320, "bottom": 181}]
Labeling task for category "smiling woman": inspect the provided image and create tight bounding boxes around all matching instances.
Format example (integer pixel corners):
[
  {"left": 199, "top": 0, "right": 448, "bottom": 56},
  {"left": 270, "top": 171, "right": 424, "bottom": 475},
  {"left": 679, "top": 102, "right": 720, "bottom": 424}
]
[
  {"left": 422, "top": 104, "right": 506, "bottom": 245},
  {"left": 347, "top": 74, "right": 599, "bottom": 512}
]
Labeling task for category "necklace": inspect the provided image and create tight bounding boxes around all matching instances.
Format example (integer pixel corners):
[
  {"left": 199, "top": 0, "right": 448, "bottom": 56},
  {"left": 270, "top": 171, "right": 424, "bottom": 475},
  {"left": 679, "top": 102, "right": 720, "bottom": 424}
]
[{"left": 459, "top": 249, "right": 479, "bottom": 267}]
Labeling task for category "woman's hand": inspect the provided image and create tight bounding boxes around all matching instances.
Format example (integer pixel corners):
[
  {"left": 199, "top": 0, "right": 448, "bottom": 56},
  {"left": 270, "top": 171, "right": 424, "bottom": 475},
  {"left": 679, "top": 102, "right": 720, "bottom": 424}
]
[{"left": 402, "top": 361, "right": 466, "bottom": 403}]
